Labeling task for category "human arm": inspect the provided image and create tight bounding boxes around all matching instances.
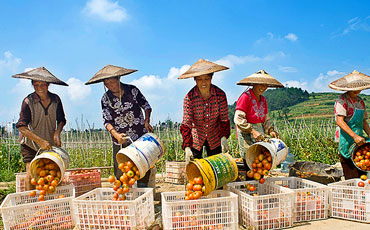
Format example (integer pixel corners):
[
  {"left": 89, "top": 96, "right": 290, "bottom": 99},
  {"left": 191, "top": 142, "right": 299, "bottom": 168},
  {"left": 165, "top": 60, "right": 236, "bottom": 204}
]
[
  {"left": 136, "top": 86, "right": 154, "bottom": 132},
  {"left": 263, "top": 114, "right": 279, "bottom": 138},
  {"left": 105, "top": 123, "right": 130, "bottom": 145},
  {"left": 18, "top": 126, "right": 52, "bottom": 150},
  {"left": 336, "top": 115, "right": 365, "bottom": 145},
  {"left": 363, "top": 118, "right": 370, "bottom": 137},
  {"left": 144, "top": 108, "right": 154, "bottom": 132},
  {"left": 180, "top": 95, "right": 193, "bottom": 149},
  {"left": 53, "top": 98, "right": 66, "bottom": 147},
  {"left": 234, "top": 110, "right": 262, "bottom": 139}
]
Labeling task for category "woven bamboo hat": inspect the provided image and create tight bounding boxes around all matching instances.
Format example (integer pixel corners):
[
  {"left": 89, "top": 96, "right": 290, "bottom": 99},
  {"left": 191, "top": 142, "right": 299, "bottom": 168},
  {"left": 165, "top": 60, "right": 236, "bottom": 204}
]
[
  {"left": 328, "top": 70, "right": 370, "bottom": 91},
  {"left": 85, "top": 64, "right": 137, "bottom": 85},
  {"left": 178, "top": 59, "right": 229, "bottom": 79},
  {"left": 12, "top": 67, "right": 68, "bottom": 86},
  {"left": 237, "top": 70, "right": 284, "bottom": 88}
]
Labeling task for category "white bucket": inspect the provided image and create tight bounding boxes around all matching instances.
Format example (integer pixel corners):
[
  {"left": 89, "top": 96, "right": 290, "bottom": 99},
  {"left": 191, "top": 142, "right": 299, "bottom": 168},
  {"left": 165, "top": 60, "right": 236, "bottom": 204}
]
[
  {"left": 116, "top": 133, "right": 165, "bottom": 179},
  {"left": 30, "top": 146, "right": 70, "bottom": 185},
  {"left": 245, "top": 138, "right": 288, "bottom": 170}
]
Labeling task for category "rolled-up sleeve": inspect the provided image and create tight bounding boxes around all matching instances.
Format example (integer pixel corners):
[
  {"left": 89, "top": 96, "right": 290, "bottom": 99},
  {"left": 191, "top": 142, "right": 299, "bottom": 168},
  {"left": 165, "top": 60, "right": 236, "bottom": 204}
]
[{"left": 16, "top": 99, "right": 31, "bottom": 128}]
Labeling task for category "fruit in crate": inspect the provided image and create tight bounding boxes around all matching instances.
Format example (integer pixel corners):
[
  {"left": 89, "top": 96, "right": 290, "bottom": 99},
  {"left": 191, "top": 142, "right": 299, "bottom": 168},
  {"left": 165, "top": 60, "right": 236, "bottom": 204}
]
[
  {"left": 109, "top": 160, "right": 140, "bottom": 201},
  {"left": 30, "top": 159, "right": 62, "bottom": 199},
  {"left": 353, "top": 144, "right": 370, "bottom": 171},
  {"left": 360, "top": 175, "right": 367, "bottom": 181},
  {"left": 185, "top": 176, "right": 205, "bottom": 200},
  {"left": 247, "top": 147, "right": 272, "bottom": 183},
  {"left": 358, "top": 181, "right": 365, "bottom": 187}
]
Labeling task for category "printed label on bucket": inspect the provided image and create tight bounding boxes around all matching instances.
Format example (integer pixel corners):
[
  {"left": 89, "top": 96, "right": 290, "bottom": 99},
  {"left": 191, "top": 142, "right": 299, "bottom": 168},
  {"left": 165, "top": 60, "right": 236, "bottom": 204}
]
[
  {"left": 205, "top": 154, "right": 237, "bottom": 189},
  {"left": 128, "top": 134, "right": 164, "bottom": 168}
]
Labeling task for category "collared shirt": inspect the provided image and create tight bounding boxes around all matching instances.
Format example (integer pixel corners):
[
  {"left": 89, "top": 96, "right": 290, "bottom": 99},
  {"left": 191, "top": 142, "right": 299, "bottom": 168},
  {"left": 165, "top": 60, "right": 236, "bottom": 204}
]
[
  {"left": 16, "top": 91, "right": 66, "bottom": 150},
  {"left": 180, "top": 84, "right": 230, "bottom": 151},
  {"left": 102, "top": 83, "right": 151, "bottom": 144},
  {"left": 235, "top": 88, "right": 268, "bottom": 124},
  {"left": 335, "top": 92, "right": 368, "bottom": 123}
]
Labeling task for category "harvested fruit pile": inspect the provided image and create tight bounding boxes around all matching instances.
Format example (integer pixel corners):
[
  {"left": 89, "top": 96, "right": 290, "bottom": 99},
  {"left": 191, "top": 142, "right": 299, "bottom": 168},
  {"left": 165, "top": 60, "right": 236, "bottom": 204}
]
[
  {"left": 247, "top": 147, "right": 271, "bottom": 183},
  {"left": 185, "top": 176, "right": 205, "bottom": 200},
  {"left": 30, "top": 158, "right": 64, "bottom": 201},
  {"left": 358, "top": 175, "right": 370, "bottom": 187},
  {"left": 353, "top": 144, "right": 370, "bottom": 171},
  {"left": 107, "top": 160, "right": 140, "bottom": 201}
]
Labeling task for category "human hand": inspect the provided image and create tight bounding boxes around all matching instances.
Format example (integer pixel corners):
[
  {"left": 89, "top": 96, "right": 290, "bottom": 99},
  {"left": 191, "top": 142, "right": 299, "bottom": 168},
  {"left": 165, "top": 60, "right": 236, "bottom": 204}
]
[
  {"left": 145, "top": 121, "right": 154, "bottom": 132},
  {"left": 53, "top": 132, "right": 62, "bottom": 147},
  {"left": 117, "top": 133, "right": 131, "bottom": 145},
  {"left": 251, "top": 129, "right": 261, "bottom": 139},
  {"left": 353, "top": 134, "right": 365, "bottom": 146},
  {"left": 185, "top": 147, "right": 194, "bottom": 165},
  {"left": 270, "top": 130, "right": 279, "bottom": 139},
  {"left": 39, "top": 139, "right": 52, "bottom": 150},
  {"left": 221, "top": 136, "right": 229, "bottom": 153}
]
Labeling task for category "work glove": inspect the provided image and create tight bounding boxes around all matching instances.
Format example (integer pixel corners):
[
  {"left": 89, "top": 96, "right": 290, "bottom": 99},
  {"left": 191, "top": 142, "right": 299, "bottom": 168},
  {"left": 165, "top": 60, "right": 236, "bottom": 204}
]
[
  {"left": 185, "top": 147, "right": 194, "bottom": 165},
  {"left": 221, "top": 136, "right": 229, "bottom": 153}
]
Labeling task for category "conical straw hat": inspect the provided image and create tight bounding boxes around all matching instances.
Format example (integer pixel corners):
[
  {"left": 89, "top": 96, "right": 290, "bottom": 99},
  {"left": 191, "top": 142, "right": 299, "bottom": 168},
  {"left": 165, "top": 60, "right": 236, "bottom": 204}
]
[
  {"left": 85, "top": 64, "right": 137, "bottom": 85},
  {"left": 328, "top": 70, "right": 370, "bottom": 91},
  {"left": 178, "top": 59, "right": 229, "bottom": 79},
  {"left": 12, "top": 67, "right": 68, "bottom": 86},
  {"left": 237, "top": 70, "right": 284, "bottom": 88}
]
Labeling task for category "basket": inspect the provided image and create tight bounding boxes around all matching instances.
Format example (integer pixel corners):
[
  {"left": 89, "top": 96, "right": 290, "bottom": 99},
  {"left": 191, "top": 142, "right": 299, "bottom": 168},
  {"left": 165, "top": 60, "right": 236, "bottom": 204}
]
[
  {"left": 225, "top": 181, "right": 294, "bottom": 230},
  {"left": 165, "top": 161, "right": 186, "bottom": 184},
  {"left": 73, "top": 188, "right": 154, "bottom": 230},
  {"left": 65, "top": 169, "right": 102, "bottom": 197},
  {"left": 329, "top": 179, "right": 370, "bottom": 223},
  {"left": 289, "top": 161, "right": 342, "bottom": 184},
  {"left": 266, "top": 177, "right": 329, "bottom": 222},
  {"left": 0, "top": 184, "right": 75, "bottom": 230},
  {"left": 161, "top": 190, "right": 238, "bottom": 230}
]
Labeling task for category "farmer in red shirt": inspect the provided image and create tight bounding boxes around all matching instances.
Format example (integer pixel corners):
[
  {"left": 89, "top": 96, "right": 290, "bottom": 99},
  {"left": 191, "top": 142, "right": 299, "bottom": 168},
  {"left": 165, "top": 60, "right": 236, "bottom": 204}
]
[
  {"left": 179, "top": 59, "right": 231, "bottom": 164},
  {"left": 234, "top": 70, "right": 284, "bottom": 171},
  {"left": 329, "top": 70, "right": 370, "bottom": 179}
]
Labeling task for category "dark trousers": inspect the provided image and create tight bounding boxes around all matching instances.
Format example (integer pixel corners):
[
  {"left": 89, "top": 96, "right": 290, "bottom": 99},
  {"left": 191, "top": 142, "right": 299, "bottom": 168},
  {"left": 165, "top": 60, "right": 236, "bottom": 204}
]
[
  {"left": 191, "top": 140, "right": 222, "bottom": 159},
  {"left": 339, "top": 154, "right": 365, "bottom": 179},
  {"left": 113, "top": 143, "right": 150, "bottom": 187}
]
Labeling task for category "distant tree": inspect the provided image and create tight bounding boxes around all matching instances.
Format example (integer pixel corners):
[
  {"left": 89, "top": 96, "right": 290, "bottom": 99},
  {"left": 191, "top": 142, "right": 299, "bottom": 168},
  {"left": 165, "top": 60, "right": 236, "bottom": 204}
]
[{"left": 263, "top": 87, "right": 310, "bottom": 111}]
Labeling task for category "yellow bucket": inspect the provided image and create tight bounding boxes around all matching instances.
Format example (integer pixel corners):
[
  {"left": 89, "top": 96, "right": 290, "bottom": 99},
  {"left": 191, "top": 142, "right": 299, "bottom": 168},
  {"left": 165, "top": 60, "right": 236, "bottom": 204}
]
[{"left": 186, "top": 153, "right": 238, "bottom": 196}]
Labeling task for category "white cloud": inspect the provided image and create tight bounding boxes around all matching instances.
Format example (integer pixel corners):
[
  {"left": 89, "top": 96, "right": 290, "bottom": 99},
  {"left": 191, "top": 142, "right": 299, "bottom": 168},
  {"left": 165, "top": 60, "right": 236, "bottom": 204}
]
[
  {"left": 0, "top": 51, "right": 21, "bottom": 73},
  {"left": 312, "top": 70, "right": 345, "bottom": 92},
  {"left": 284, "top": 33, "right": 298, "bottom": 42},
  {"left": 83, "top": 0, "right": 128, "bottom": 22},
  {"left": 167, "top": 65, "right": 190, "bottom": 79},
  {"left": 278, "top": 65, "right": 298, "bottom": 73},
  {"left": 327, "top": 70, "right": 345, "bottom": 76},
  {"left": 215, "top": 53, "right": 286, "bottom": 68},
  {"left": 65, "top": 78, "right": 92, "bottom": 101},
  {"left": 130, "top": 75, "right": 163, "bottom": 91},
  {"left": 283, "top": 80, "right": 308, "bottom": 91}
]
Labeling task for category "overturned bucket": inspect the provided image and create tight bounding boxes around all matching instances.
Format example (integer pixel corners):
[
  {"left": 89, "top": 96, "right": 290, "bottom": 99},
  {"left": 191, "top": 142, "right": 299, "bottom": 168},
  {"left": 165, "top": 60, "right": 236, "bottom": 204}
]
[
  {"left": 116, "top": 133, "right": 165, "bottom": 180},
  {"left": 30, "top": 146, "right": 70, "bottom": 185},
  {"left": 245, "top": 138, "right": 288, "bottom": 171},
  {"left": 186, "top": 153, "right": 238, "bottom": 196}
]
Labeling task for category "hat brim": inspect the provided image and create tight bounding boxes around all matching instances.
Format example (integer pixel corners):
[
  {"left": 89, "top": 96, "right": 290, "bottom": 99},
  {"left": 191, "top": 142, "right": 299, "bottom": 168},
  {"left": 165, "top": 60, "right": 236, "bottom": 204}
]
[
  {"left": 12, "top": 67, "right": 68, "bottom": 86},
  {"left": 85, "top": 70, "right": 137, "bottom": 85}
]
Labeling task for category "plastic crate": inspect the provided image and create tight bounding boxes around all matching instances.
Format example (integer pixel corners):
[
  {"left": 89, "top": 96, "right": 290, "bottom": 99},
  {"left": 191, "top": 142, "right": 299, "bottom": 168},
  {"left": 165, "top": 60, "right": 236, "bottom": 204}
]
[
  {"left": 161, "top": 190, "right": 238, "bottom": 230},
  {"left": 225, "top": 181, "right": 294, "bottom": 230},
  {"left": 329, "top": 179, "right": 370, "bottom": 223},
  {"left": 0, "top": 184, "right": 75, "bottom": 230},
  {"left": 15, "top": 172, "right": 27, "bottom": 193},
  {"left": 165, "top": 161, "right": 186, "bottom": 184},
  {"left": 73, "top": 188, "right": 154, "bottom": 230},
  {"left": 266, "top": 177, "right": 329, "bottom": 222},
  {"left": 65, "top": 169, "right": 102, "bottom": 197}
]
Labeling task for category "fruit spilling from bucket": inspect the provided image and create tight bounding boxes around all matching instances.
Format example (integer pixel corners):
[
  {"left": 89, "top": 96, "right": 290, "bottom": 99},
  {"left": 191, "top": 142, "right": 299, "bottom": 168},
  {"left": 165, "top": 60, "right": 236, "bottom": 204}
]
[
  {"left": 108, "top": 160, "right": 140, "bottom": 201},
  {"left": 247, "top": 147, "right": 272, "bottom": 183},
  {"left": 185, "top": 176, "right": 205, "bottom": 200},
  {"left": 353, "top": 144, "right": 370, "bottom": 171},
  {"left": 29, "top": 158, "right": 62, "bottom": 201}
]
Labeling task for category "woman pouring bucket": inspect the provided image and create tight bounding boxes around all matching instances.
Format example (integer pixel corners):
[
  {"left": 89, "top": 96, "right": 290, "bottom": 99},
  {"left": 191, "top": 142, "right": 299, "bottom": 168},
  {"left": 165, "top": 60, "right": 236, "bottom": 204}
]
[
  {"left": 85, "top": 64, "right": 156, "bottom": 188},
  {"left": 13, "top": 67, "right": 68, "bottom": 190},
  {"left": 329, "top": 70, "right": 370, "bottom": 179},
  {"left": 234, "top": 70, "right": 287, "bottom": 173}
]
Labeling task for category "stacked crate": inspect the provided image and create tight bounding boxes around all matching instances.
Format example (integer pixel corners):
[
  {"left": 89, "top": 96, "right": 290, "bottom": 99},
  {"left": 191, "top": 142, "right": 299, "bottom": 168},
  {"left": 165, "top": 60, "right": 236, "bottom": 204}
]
[
  {"left": 165, "top": 161, "right": 187, "bottom": 184},
  {"left": 329, "top": 179, "right": 370, "bottom": 223},
  {"left": 266, "top": 177, "right": 329, "bottom": 222},
  {"left": 0, "top": 184, "right": 75, "bottom": 230},
  {"left": 162, "top": 190, "right": 238, "bottom": 230},
  {"left": 73, "top": 188, "right": 154, "bottom": 230},
  {"left": 64, "top": 169, "right": 102, "bottom": 197},
  {"left": 226, "top": 181, "right": 294, "bottom": 230}
]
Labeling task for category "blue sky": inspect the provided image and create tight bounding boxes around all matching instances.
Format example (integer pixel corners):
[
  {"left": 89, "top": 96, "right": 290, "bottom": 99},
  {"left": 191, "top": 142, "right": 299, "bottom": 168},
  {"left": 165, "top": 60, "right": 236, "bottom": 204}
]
[{"left": 1, "top": 0, "right": 370, "bottom": 128}]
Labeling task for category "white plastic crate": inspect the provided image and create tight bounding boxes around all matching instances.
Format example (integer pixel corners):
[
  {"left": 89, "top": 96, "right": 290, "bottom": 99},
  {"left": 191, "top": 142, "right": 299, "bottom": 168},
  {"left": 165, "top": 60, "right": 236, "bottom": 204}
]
[
  {"left": 266, "top": 177, "right": 329, "bottom": 222},
  {"left": 0, "top": 184, "right": 75, "bottom": 230},
  {"left": 165, "top": 161, "right": 186, "bottom": 184},
  {"left": 225, "top": 181, "right": 294, "bottom": 230},
  {"left": 161, "top": 190, "right": 238, "bottom": 230},
  {"left": 15, "top": 172, "right": 27, "bottom": 193},
  {"left": 65, "top": 169, "right": 102, "bottom": 197},
  {"left": 73, "top": 188, "right": 154, "bottom": 230},
  {"left": 329, "top": 179, "right": 370, "bottom": 223}
]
